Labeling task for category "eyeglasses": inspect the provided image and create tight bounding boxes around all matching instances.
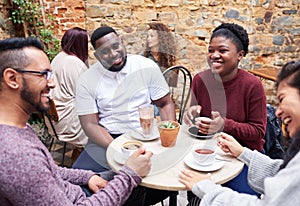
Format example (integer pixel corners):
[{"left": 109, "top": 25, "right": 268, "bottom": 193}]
[{"left": 13, "top": 68, "right": 54, "bottom": 80}]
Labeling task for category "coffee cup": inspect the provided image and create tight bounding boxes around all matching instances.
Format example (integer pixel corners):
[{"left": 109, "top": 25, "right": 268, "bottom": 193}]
[
  {"left": 192, "top": 145, "right": 217, "bottom": 166},
  {"left": 138, "top": 104, "right": 154, "bottom": 135},
  {"left": 195, "top": 116, "right": 211, "bottom": 122},
  {"left": 121, "top": 140, "right": 143, "bottom": 159}
]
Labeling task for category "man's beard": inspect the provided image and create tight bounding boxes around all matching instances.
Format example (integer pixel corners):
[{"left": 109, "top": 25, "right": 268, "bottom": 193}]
[
  {"left": 107, "top": 56, "right": 127, "bottom": 72},
  {"left": 20, "top": 77, "right": 48, "bottom": 113}
]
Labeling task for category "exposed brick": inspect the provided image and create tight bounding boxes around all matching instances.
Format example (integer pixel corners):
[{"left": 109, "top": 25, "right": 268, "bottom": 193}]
[{"left": 1, "top": 0, "right": 299, "bottom": 82}]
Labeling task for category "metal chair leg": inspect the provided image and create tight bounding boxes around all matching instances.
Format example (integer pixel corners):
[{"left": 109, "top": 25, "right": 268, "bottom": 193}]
[
  {"left": 60, "top": 141, "right": 67, "bottom": 166},
  {"left": 169, "top": 192, "right": 178, "bottom": 206}
]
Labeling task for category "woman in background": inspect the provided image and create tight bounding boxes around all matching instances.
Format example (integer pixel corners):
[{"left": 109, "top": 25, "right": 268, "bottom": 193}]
[
  {"left": 144, "top": 22, "right": 176, "bottom": 75},
  {"left": 50, "top": 27, "right": 89, "bottom": 152},
  {"left": 144, "top": 22, "right": 178, "bottom": 115}
]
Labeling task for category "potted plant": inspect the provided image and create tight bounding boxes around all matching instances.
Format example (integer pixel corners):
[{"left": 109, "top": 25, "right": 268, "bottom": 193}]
[{"left": 158, "top": 121, "right": 180, "bottom": 147}]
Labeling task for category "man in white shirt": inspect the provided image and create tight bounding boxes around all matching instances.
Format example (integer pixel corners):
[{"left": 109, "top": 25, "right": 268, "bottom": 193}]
[{"left": 73, "top": 26, "right": 175, "bottom": 173}]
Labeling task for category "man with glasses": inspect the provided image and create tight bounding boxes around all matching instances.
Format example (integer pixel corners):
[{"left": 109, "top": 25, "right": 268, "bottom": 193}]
[
  {"left": 11, "top": 68, "right": 53, "bottom": 80},
  {"left": 0, "top": 37, "right": 153, "bottom": 205},
  {"left": 73, "top": 26, "right": 176, "bottom": 204}
]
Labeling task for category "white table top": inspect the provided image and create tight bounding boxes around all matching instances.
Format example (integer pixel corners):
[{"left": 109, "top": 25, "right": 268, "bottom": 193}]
[{"left": 106, "top": 124, "right": 244, "bottom": 191}]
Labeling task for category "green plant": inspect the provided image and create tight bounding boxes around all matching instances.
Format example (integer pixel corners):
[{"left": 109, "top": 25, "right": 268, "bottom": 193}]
[
  {"left": 9, "top": 0, "right": 59, "bottom": 143},
  {"left": 9, "top": 0, "right": 60, "bottom": 61},
  {"left": 28, "top": 113, "right": 52, "bottom": 147},
  {"left": 39, "top": 28, "right": 60, "bottom": 61},
  {"left": 160, "top": 121, "right": 177, "bottom": 129}
]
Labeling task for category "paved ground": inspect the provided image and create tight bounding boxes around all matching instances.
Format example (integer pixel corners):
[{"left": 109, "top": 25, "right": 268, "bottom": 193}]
[{"left": 50, "top": 139, "right": 74, "bottom": 167}]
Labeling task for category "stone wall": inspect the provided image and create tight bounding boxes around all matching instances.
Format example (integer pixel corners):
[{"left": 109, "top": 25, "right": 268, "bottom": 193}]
[
  {"left": 1, "top": 0, "right": 299, "bottom": 72},
  {"left": 43, "top": 0, "right": 300, "bottom": 74},
  {"left": 1, "top": 0, "right": 299, "bottom": 105},
  {"left": 0, "top": 0, "right": 15, "bottom": 39}
]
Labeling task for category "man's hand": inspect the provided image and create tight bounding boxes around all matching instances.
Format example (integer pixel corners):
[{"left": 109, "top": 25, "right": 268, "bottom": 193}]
[
  {"left": 88, "top": 174, "right": 108, "bottom": 193},
  {"left": 125, "top": 148, "right": 153, "bottom": 177},
  {"left": 183, "top": 105, "right": 202, "bottom": 126}
]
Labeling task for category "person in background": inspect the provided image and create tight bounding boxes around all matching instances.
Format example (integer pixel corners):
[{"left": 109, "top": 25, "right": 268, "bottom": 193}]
[
  {"left": 179, "top": 60, "right": 300, "bottom": 206},
  {"left": 73, "top": 26, "right": 175, "bottom": 204},
  {"left": 0, "top": 37, "right": 152, "bottom": 205},
  {"left": 144, "top": 22, "right": 177, "bottom": 85},
  {"left": 144, "top": 22, "right": 178, "bottom": 115},
  {"left": 49, "top": 27, "right": 89, "bottom": 155},
  {"left": 183, "top": 23, "right": 267, "bottom": 202}
]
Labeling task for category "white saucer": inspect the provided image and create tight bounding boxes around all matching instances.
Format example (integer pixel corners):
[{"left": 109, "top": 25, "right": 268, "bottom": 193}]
[
  {"left": 113, "top": 152, "right": 127, "bottom": 165},
  {"left": 127, "top": 127, "right": 160, "bottom": 141},
  {"left": 184, "top": 153, "right": 224, "bottom": 172}
]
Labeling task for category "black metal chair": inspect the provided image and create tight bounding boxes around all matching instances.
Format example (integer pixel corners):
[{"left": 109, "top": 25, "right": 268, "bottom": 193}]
[
  {"left": 163, "top": 65, "right": 193, "bottom": 124},
  {"left": 44, "top": 98, "right": 68, "bottom": 166},
  {"left": 161, "top": 66, "right": 192, "bottom": 206}
]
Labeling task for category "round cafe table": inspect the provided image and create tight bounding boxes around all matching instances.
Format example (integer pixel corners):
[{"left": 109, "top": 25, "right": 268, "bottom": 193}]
[{"left": 106, "top": 124, "right": 244, "bottom": 191}]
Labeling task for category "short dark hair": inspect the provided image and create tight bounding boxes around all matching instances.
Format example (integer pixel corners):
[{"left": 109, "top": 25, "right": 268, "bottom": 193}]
[
  {"left": 91, "top": 26, "right": 117, "bottom": 49},
  {"left": 0, "top": 37, "right": 45, "bottom": 90},
  {"left": 211, "top": 23, "right": 249, "bottom": 56},
  {"left": 0, "top": 37, "right": 44, "bottom": 76},
  {"left": 61, "top": 27, "right": 88, "bottom": 64},
  {"left": 0, "top": 37, "right": 44, "bottom": 52}
]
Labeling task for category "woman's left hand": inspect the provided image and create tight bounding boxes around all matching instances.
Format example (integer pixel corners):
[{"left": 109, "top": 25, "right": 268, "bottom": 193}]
[{"left": 178, "top": 169, "right": 211, "bottom": 190}]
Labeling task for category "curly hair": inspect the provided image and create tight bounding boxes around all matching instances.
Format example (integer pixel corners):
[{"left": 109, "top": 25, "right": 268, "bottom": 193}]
[
  {"left": 211, "top": 23, "right": 249, "bottom": 56},
  {"left": 144, "top": 22, "right": 176, "bottom": 69}
]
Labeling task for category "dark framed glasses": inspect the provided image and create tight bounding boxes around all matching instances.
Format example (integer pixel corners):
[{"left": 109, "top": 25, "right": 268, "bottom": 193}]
[{"left": 13, "top": 68, "right": 53, "bottom": 80}]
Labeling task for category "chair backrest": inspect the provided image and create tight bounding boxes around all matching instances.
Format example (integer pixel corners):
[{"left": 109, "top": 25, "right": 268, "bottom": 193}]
[
  {"left": 163, "top": 66, "right": 192, "bottom": 124},
  {"left": 264, "top": 104, "right": 286, "bottom": 159},
  {"left": 44, "top": 99, "right": 68, "bottom": 166},
  {"left": 44, "top": 98, "right": 60, "bottom": 142},
  {"left": 47, "top": 98, "right": 59, "bottom": 122}
]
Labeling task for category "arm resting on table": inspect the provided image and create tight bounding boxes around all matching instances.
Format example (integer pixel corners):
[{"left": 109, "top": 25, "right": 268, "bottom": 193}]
[{"left": 79, "top": 113, "right": 114, "bottom": 148}]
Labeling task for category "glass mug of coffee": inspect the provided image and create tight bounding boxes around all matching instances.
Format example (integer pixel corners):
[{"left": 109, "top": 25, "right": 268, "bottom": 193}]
[{"left": 138, "top": 104, "right": 154, "bottom": 135}]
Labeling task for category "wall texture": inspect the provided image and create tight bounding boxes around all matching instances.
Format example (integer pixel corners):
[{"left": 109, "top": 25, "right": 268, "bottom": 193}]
[
  {"left": 0, "top": 0, "right": 15, "bottom": 39},
  {"left": 1, "top": 0, "right": 299, "bottom": 71},
  {"left": 1, "top": 0, "right": 299, "bottom": 104},
  {"left": 41, "top": 0, "right": 300, "bottom": 73}
]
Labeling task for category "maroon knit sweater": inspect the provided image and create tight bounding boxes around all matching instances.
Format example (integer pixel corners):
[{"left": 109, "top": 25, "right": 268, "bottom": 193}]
[
  {"left": 191, "top": 69, "right": 267, "bottom": 151},
  {"left": 0, "top": 124, "right": 141, "bottom": 205}
]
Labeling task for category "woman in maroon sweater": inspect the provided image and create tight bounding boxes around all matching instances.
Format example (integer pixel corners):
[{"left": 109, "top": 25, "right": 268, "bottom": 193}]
[{"left": 184, "top": 23, "right": 267, "bottom": 202}]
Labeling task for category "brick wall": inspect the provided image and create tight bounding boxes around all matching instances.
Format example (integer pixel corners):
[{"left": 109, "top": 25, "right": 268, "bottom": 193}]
[
  {"left": 2, "top": 0, "right": 299, "bottom": 72},
  {"left": 1, "top": 0, "right": 299, "bottom": 104},
  {"left": 44, "top": 0, "right": 300, "bottom": 75},
  {"left": 0, "top": 0, "right": 15, "bottom": 39}
]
